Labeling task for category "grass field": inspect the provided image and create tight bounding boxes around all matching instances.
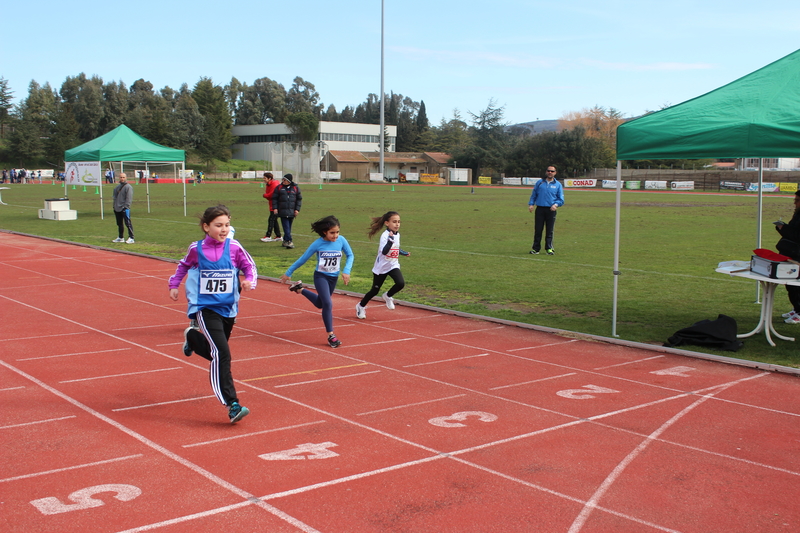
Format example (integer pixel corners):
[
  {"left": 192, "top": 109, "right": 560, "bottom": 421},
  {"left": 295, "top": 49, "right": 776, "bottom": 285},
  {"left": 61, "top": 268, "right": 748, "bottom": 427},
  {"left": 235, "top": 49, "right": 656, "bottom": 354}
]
[{"left": 2, "top": 179, "right": 799, "bottom": 369}]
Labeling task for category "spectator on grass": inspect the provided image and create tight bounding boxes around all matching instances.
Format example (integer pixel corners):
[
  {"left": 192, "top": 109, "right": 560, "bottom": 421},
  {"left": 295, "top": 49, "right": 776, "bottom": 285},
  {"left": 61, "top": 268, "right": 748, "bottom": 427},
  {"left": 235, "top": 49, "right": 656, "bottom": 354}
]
[
  {"left": 112, "top": 173, "right": 135, "bottom": 244},
  {"left": 775, "top": 190, "right": 800, "bottom": 324},
  {"left": 528, "top": 165, "right": 564, "bottom": 255},
  {"left": 260, "top": 172, "right": 282, "bottom": 243},
  {"left": 274, "top": 173, "right": 302, "bottom": 249}
]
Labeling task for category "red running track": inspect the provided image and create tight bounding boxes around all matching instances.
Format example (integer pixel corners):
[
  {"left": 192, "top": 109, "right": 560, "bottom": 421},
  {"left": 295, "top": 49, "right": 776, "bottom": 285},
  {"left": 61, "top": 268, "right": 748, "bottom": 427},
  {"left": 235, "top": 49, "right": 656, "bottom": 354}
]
[{"left": 1, "top": 231, "right": 799, "bottom": 533}]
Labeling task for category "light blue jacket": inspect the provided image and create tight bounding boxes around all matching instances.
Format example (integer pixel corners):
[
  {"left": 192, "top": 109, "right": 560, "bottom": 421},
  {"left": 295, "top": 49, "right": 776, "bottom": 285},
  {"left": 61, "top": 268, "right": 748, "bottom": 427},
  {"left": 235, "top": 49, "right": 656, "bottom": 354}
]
[{"left": 528, "top": 178, "right": 564, "bottom": 208}]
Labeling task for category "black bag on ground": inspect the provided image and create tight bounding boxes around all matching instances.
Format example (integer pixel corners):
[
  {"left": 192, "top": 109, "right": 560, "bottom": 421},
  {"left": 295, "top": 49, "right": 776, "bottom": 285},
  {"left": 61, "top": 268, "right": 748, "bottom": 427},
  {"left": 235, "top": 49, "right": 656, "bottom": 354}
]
[{"left": 664, "top": 314, "right": 742, "bottom": 352}]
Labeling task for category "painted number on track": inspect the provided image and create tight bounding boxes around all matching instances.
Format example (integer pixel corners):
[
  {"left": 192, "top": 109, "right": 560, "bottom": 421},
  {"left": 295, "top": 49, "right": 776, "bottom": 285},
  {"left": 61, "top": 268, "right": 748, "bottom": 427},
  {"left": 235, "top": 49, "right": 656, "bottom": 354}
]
[
  {"left": 259, "top": 442, "right": 339, "bottom": 460},
  {"left": 428, "top": 411, "right": 498, "bottom": 428},
  {"left": 556, "top": 384, "right": 620, "bottom": 400},
  {"left": 651, "top": 366, "right": 695, "bottom": 377},
  {"left": 30, "top": 484, "right": 142, "bottom": 515}
]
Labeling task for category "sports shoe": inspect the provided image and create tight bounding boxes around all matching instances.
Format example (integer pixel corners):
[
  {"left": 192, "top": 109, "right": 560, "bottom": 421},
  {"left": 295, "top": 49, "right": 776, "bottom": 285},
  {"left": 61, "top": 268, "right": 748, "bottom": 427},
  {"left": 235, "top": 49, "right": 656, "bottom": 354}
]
[
  {"left": 546, "top": 248, "right": 555, "bottom": 255},
  {"left": 182, "top": 327, "right": 194, "bottom": 357},
  {"left": 782, "top": 309, "right": 796, "bottom": 318},
  {"left": 355, "top": 303, "right": 367, "bottom": 319},
  {"left": 260, "top": 236, "right": 271, "bottom": 242},
  {"left": 529, "top": 250, "right": 539, "bottom": 254},
  {"left": 112, "top": 237, "right": 124, "bottom": 243},
  {"left": 126, "top": 238, "right": 135, "bottom": 244},
  {"left": 327, "top": 334, "right": 342, "bottom": 348},
  {"left": 228, "top": 402, "right": 250, "bottom": 423},
  {"left": 382, "top": 291, "right": 395, "bottom": 310},
  {"left": 785, "top": 314, "right": 800, "bottom": 324},
  {"left": 285, "top": 241, "right": 295, "bottom": 249},
  {"left": 289, "top": 280, "right": 304, "bottom": 293}
]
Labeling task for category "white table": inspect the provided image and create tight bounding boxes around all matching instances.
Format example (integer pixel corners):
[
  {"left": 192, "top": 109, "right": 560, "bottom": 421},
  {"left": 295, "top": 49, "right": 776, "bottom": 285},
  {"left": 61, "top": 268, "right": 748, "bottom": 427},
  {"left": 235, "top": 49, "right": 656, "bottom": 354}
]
[{"left": 716, "top": 267, "right": 800, "bottom": 346}]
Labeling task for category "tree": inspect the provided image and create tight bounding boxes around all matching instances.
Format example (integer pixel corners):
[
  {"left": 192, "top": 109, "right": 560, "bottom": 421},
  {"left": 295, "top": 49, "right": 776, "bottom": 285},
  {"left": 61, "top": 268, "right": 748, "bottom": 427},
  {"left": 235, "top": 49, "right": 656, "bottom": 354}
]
[
  {"left": 505, "top": 126, "right": 614, "bottom": 176},
  {"left": 285, "top": 111, "right": 319, "bottom": 145},
  {"left": 171, "top": 86, "right": 206, "bottom": 150},
  {"left": 193, "top": 77, "right": 236, "bottom": 162},
  {"left": 101, "top": 80, "right": 129, "bottom": 132},
  {"left": 451, "top": 99, "right": 509, "bottom": 180},
  {"left": 0, "top": 77, "right": 13, "bottom": 138},
  {"left": 47, "top": 102, "right": 81, "bottom": 165},
  {"left": 286, "top": 76, "right": 322, "bottom": 116},
  {"left": 558, "top": 105, "right": 624, "bottom": 156}
]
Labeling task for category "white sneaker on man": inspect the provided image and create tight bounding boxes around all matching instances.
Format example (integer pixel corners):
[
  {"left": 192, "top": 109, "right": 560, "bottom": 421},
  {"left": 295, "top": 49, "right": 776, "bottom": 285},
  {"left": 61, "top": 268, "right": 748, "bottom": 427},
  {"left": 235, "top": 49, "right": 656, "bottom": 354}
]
[
  {"left": 126, "top": 238, "right": 135, "bottom": 244},
  {"left": 260, "top": 236, "right": 271, "bottom": 242},
  {"left": 382, "top": 291, "right": 395, "bottom": 310},
  {"left": 355, "top": 303, "right": 367, "bottom": 319},
  {"left": 785, "top": 314, "right": 800, "bottom": 324},
  {"left": 782, "top": 309, "right": 796, "bottom": 318},
  {"left": 112, "top": 237, "right": 124, "bottom": 243}
]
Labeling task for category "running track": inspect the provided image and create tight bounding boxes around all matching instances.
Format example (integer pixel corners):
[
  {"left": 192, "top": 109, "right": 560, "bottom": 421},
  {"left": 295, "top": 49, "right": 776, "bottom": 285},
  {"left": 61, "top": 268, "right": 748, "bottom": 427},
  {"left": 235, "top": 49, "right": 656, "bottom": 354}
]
[{"left": 1, "top": 232, "right": 799, "bottom": 533}]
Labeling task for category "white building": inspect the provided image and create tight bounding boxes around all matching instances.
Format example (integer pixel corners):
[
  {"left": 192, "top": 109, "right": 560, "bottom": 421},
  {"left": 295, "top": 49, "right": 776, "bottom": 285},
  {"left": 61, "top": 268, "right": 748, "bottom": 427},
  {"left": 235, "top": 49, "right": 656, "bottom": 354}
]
[
  {"left": 231, "top": 121, "right": 397, "bottom": 161},
  {"left": 740, "top": 158, "right": 800, "bottom": 170}
]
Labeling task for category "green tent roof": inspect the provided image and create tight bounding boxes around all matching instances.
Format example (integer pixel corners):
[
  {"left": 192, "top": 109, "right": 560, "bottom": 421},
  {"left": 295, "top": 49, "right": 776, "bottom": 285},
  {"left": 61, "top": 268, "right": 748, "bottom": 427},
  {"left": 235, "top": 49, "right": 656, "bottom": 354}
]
[
  {"left": 65, "top": 125, "right": 185, "bottom": 162},
  {"left": 617, "top": 49, "right": 800, "bottom": 160}
]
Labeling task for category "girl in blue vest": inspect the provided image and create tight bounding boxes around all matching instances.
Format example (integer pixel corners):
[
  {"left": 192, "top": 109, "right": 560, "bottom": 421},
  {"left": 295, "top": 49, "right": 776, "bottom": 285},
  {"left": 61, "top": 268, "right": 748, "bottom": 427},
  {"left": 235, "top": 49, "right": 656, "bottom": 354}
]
[
  {"left": 168, "top": 205, "right": 257, "bottom": 423},
  {"left": 281, "top": 215, "right": 354, "bottom": 348}
]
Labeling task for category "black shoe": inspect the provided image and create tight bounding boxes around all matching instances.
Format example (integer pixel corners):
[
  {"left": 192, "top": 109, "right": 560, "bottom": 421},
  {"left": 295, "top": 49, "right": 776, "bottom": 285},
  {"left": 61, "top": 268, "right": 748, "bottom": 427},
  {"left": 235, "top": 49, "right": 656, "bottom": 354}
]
[
  {"left": 182, "top": 327, "right": 193, "bottom": 357},
  {"left": 529, "top": 250, "right": 539, "bottom": 254},
  {"left": 327, "top": 334, "right": 342, "bottom": 348},
  {"left": 289, "top": 281, "right": 303, "bottom": 293}
]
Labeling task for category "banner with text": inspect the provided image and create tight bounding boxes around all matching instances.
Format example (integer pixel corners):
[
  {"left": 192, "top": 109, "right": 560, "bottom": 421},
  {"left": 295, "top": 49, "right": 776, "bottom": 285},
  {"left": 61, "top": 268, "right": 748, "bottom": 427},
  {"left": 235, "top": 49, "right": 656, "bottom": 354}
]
[
  {"left": 564, "top": 178, "right": 597, "bottom": 188},
  {"left": 65, "top": 161, "right": 102, "bottom": 186}
]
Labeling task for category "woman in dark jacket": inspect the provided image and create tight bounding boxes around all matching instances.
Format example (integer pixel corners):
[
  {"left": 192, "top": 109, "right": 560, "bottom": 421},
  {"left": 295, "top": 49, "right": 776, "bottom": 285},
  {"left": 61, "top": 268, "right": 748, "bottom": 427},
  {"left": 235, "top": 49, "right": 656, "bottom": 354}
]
[
  {"left": 273, "top": 174, "right": 302, "bottom": 249},
  {"left": 775, "top": 190, "right": 800, "bottom": 323}
]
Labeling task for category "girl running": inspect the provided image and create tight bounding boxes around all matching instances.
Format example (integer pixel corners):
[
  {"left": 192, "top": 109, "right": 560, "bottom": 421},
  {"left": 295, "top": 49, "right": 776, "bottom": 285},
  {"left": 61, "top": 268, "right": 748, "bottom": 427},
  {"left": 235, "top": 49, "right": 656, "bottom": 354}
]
[
  {"left": 356, "top": 211, "right": 409, "bottom": 319},
  {"left": 281, "top": 215, "right": 354, "bottom": 348},
  {"left": 168, "top": 205, "right": 257, "bottom": 424}
]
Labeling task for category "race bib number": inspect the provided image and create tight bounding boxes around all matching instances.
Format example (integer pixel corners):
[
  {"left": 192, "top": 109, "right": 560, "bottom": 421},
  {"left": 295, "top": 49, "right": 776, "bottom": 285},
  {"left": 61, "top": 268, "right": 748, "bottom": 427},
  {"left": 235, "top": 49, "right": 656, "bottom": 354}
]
[
  {"left": 387, "top": 247, "right": 400, "bottom": 259},
  {"left": 200, "top": 270, "right": 235, "bottom": 294},
  {"left": 318, "top": 251, "right": 342, "bottom": 274}
]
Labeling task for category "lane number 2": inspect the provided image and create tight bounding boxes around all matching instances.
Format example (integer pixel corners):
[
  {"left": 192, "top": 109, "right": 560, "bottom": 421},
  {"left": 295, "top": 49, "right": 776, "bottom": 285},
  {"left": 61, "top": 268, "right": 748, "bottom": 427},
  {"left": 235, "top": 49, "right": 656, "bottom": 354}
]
[{"left": 556, "top": 384, "right": 620, "bottom": 400}]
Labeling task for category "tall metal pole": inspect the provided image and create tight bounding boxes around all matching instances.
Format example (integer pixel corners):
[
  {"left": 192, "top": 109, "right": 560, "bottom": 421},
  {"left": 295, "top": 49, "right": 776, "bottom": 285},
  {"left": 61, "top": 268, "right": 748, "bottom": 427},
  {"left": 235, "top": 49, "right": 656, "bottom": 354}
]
[{"left": 379, "top": 0, "right": 385, "bottom": 178}]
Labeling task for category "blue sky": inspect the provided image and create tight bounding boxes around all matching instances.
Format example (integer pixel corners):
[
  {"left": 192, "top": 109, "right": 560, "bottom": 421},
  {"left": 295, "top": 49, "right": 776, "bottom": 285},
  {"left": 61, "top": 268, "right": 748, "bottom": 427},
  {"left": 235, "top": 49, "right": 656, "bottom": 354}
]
[{"left": 3, "top": 0, "right": 798, "bottom": 126}]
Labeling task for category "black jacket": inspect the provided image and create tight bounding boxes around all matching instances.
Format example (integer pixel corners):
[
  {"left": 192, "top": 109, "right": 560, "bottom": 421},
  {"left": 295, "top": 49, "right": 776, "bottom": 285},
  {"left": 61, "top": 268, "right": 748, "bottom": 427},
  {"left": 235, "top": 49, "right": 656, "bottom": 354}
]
[{"left": 274, "top": 183, "right": 302, "bottom": 217}]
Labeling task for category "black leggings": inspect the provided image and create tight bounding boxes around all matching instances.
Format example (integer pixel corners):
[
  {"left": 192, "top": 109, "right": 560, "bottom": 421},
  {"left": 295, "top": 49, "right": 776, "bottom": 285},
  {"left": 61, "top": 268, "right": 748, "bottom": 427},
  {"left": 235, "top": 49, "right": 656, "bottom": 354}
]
[
  {"left": 185, "top": 308, "right": 239, "bottom": 407},
  {"left": 360, "top": 268, "right": 405, "bottom": 307}
]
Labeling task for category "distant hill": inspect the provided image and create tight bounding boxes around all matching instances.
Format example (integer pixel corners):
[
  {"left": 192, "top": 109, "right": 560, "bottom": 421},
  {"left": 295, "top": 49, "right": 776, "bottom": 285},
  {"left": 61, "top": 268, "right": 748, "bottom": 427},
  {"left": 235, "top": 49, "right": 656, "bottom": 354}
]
[{"left": 505, "top": 119, "right": 559, "bottom": 135}]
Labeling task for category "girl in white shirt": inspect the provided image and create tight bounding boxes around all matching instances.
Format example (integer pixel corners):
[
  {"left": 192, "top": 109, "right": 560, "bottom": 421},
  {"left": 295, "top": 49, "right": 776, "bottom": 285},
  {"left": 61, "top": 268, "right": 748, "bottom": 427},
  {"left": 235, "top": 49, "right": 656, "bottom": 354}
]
[{"left": 356, "top": 211, "right": 410, "bottom": 319}]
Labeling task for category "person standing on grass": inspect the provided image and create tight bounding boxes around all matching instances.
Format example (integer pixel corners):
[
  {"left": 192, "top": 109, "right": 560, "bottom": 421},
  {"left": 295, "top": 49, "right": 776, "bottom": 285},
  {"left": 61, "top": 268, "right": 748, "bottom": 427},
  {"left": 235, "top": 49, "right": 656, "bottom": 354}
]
[
  {"left": 274, "top": 173, "right": 302, "bottom": 249},
  {"left": 281, "top": 215, "right": 354, "bottom": 348},
  {"left": 168, "top": 204, "right": 257, "bottom": 424},
  {"left": 528, "top": 165, "right": 564, "bottom": 255},
  {"left": 775, "top": 190, "right": 800, "bottom": 324},
  {"left": 356, "top": 211, "right": 410, "bottom": 320},
  {"left": 112, "top": 173, "right": 135, "bottom": 244},
  {"left": 260, "top": 172, "right": 282, "bottom": 243}
]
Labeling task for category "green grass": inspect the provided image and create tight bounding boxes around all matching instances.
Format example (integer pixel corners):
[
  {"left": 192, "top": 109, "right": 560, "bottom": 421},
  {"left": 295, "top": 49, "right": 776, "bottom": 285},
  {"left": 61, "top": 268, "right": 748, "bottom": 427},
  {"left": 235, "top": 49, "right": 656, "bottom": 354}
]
[{"left": 2, "top": 180, "right": 799, "bottom": 368}]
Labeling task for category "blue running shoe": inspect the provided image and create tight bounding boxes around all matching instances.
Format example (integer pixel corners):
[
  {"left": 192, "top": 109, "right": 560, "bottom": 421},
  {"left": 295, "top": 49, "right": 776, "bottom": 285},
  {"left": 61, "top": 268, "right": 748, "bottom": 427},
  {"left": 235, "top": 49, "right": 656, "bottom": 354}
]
[{"left": 228, "top": 402, "right": 250, "bottom": 423}]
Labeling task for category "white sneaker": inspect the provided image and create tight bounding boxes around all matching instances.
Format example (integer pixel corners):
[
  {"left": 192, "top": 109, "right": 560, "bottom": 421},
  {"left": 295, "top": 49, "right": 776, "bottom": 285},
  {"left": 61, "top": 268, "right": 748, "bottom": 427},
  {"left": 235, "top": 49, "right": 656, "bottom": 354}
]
[
  {"left": 785, "top": 314, "right": 800, "bottom": 324},
  {"left": 782, "top": 309, "right": 796, "bottom": 318},
  {"left": 260, "top": 236, "right": 271, "bottom": 242},
  {"left": 382, "top": 291, "right": 395, "bottom": 310},
  {"left": 112, "top": 237, "right": 124, "bottom": 243},
  {"left": 355, "top": 303, "right": 367, "bottom": 319},
  {"left": 126, "top": 238, "right": 135, "bottom": 244}
]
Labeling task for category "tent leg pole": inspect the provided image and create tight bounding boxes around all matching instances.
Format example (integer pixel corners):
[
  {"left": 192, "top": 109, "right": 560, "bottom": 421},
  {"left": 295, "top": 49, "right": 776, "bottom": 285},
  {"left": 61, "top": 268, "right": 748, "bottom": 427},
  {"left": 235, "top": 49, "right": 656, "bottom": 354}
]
[
  {"left": 612, "top": 160, "right": 622, "bottom": 337},
  {"left": 755, "top": 158, "right": 763, "bottom": 304}
]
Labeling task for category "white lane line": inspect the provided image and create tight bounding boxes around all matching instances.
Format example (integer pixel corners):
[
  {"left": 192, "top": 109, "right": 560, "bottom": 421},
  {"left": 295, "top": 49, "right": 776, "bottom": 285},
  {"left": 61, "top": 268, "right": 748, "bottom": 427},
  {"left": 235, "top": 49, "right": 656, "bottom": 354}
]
[
  {"left": 274, "top": 370, "right": 382, "bottom": 388},
  {"left": 343, "top": 337, "right": 418, "bottom": 348},
  {"left": 18, "top": 348, "right": 131, "bottom": 361},
  {"left": 0, "top": 415, "right": 77, "bottom": 430},
  {"left": 0, "top": 454, "right": 143, "bottom": 483},
  {"left": 0, "top": 331, "right": 88, "bottom": 343},
  {"left": 489, "top": 372, "right": 577, "bottom": 390},
  {"left": 0, "top": 386, "right": 25, "bottom": 392},
  {"left": 593, "top": 355, "right": 665, "bottom": 370},
  {"left": 59, "top": 367, "right": 182, "bottom": 383},
  {"left": 403, "top": 353, "right": 489, "bottom": 368},
  {"left": 506, "top": 338, "right": 579, "bottom": 351},
  {"left": 435, "top": 326, "right": 505, "bottom": 337},
  {"left": 112, "top": 395, "right": 218, "bottom": 412},
  {"left": 183, "top": 421, "right": 327, "bottom": 448},
  {"left": 357, "top": 394, "right": 468, "bottom": 416},
  {"left": 237, "top": 350, "right": 311, "bottom": 362}
]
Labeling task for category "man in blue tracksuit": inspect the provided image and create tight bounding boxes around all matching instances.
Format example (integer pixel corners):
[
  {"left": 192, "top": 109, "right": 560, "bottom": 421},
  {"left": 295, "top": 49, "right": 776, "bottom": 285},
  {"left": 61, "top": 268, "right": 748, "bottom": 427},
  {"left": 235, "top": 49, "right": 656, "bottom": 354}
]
[{"left": 528, "top": 165, "right": 564, "bottom": 255}]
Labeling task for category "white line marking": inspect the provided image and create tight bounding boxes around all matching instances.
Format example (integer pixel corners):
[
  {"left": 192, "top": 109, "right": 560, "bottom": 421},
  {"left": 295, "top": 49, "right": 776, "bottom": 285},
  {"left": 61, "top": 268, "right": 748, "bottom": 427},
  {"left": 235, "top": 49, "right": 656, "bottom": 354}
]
[
  {"left": 112, "top": 395, "right": 218, "bottom": 412},
  {"left": 275, "top": 323, "right": 356, "bottom": 334},
  {"left": 59, "top": 367, "right": 182, "bottom": 383},
  {"left": 18, "top": 348, "right": 131, "bottom": 361},
  {"left": 593, "top": 355, "right": 665, "bottom": 370},
  {"left": 0, "top": 331, "right": 88, "bottom": 343},
  {"left": 0, "top": 385, "right": 25, "bottom": 392},
  {"left": 357, "top": 394, "right": 468, "bottom": 416},
  {"left": 0, "top": 454, "right": 143, "bottom": 483},
  {"left": 183, "top": 421, "right": 328, "bottom": 448},
  {"left": 403, "top": 353, "right": 489, "bottom": 367},
  {"left": 489, "top": 372, "right": 577, "bottom": 390},
  {"left": 0, "top": 415, "right": 77, "bottom": 430},
  {"left": 342, "top": 337, "right": 417, "bottom": 348},
  {"left": 237, "top": 350, "right": 311, "bottom": 362},
  {"left": 507, "top": 338, "right": 579, "bottom": 351},
  {"left": 274, "top": 370, "right": 381, "bottom": 388},
  {"left": 435, "top": 326, "right": 505, "bottom": 336}
]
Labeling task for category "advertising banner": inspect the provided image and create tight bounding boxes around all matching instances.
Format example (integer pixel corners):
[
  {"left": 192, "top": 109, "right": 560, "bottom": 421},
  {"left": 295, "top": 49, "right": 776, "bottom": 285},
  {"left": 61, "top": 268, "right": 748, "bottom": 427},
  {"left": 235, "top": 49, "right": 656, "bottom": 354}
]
[
  {"left": 369, "top": 172, "right": 384, "bottom": 182},
  {"left": 449, "top": 168, "right": 469, "bottom": 183},
  {"left": 601, "top": 180, "right": 621, "bottom": 188},
  {"left": 502, "top": 177, "right": 522, "bottom": 186},
  {"left": 421, "top": 173, "right": 440, "bottom": 183},
  {"left": 670, "top": 181, "right": 695, "bottom": 190},
  {"left": 320, "top": 171, "right": 341, "bottom": 180},
  {"left": 403, "top": 172, "right": 419, "bottom": 182},
  {"left": 240, "top": 171, "right": 256, "bottom": 179},
  {"left": 779, "top": 182, "right": 798, "bottom": 192},
  {"left": 478, "top": 176, "right": 492, "bottom": 185},
  {"left": 644, "top": 180, "right": 668, "bottom": 190},
  {"left": 564, "top": 178, "right": 597, "bottom": 188},
  {"left": 65, "top": 161, "right": 101, "bottom": 186},
  {"left": 720, "top": 181, "right": 746, "bottom": 191},
  {"left": 625, "top": 181, "right": 641, "bottom": 189},
  {"left": 522, "top": 177, "right": 540, "bottom": 186},
  {"left": 747, "top": 182, "right": 780, "bottom": 192}
]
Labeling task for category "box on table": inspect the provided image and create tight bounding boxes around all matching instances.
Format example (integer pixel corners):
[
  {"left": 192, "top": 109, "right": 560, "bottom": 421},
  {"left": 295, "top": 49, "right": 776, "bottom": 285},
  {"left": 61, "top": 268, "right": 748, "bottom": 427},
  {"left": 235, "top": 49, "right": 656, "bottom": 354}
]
[
  {"left": 44, "top": 198, "right": 71, "bottom": 211},
  {"left": 750, "top": 255, "right": 800, "bottom": 279}
]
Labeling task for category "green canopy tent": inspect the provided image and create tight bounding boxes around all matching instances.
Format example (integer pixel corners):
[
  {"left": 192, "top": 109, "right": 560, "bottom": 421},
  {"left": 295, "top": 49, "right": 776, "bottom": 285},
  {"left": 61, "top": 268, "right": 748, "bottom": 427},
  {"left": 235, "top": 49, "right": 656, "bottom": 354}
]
[
  {"left": 611, "top": 49, "right": 800, "bottom": 336},
  {"left": 65, "top": 125, "right": 187, "bottom": 218}
]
